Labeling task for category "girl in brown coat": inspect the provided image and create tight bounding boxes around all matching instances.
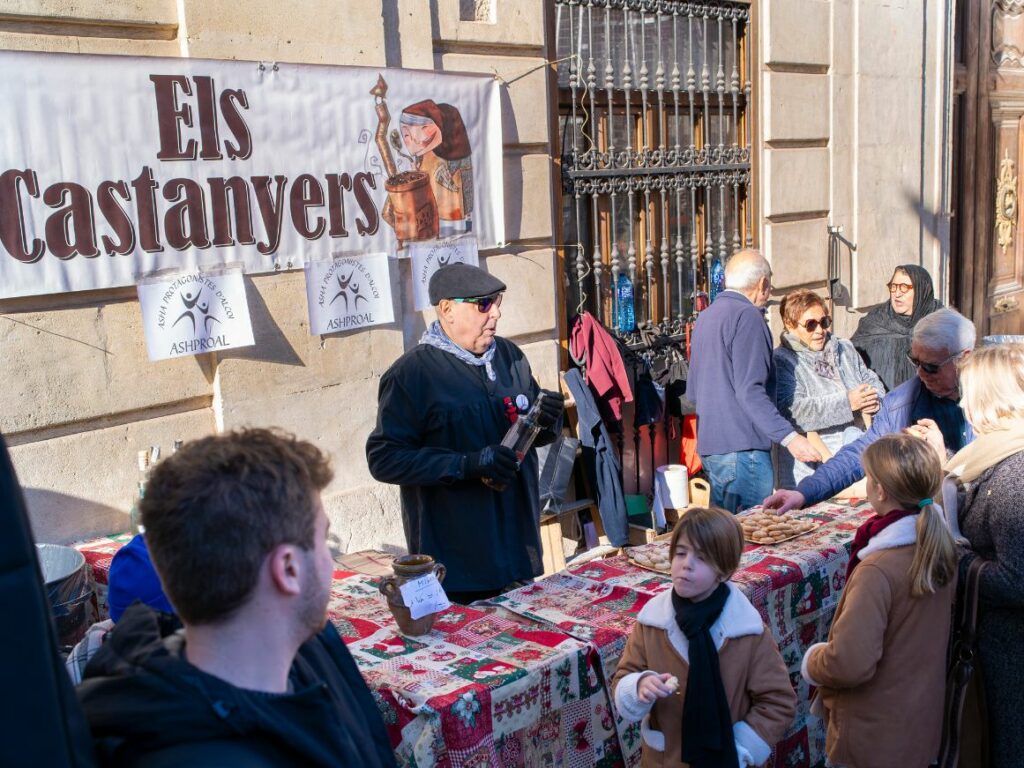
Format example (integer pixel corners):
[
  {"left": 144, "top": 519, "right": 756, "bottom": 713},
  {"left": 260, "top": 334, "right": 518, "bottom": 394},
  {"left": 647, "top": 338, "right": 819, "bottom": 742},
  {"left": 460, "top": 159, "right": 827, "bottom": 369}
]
[
  {"left": 801, "top": 434, "right": 956, "bottom": 768},
  {"left": 612, "top": 507, "right": 796, "bottom": 768}
]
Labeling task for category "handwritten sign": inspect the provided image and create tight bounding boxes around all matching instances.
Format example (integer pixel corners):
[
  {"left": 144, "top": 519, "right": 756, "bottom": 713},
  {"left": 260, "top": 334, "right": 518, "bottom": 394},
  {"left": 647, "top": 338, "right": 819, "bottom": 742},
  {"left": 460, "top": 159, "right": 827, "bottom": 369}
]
[{"left": 398, "top": 573, "right": 451, "bottom": 620}]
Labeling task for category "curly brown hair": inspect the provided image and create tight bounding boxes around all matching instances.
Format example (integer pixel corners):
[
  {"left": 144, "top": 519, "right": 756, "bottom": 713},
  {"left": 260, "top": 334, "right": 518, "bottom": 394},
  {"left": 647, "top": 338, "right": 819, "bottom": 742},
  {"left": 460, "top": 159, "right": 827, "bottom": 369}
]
[
  {"left": 779, "top": 289, "right": 828, "bottom": 330},
  {"left": 140, "top": 428, "right": 333, "bottom": 625}
]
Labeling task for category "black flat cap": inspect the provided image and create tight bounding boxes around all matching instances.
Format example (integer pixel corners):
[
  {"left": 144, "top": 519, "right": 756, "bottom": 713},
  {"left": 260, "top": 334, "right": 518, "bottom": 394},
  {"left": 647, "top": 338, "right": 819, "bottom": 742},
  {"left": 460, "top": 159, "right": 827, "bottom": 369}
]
[{"left": 429, "top": 263, "right": 506, "bottom": 304}]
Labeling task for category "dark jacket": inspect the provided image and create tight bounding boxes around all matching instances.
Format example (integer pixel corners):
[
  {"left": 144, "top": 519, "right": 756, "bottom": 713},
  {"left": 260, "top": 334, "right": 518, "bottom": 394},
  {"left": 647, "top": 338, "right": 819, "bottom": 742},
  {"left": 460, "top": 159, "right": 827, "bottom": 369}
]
[
  {"left": 958, "top": 451, "right": 1024, "bottom": 768},
  {"left": 796, "top": 377, "right": 973, "bottom": 505},
  {"left": 563, "top": 367, "right": 629, "bottom": 546},
  {"left": 0, "top": 434, "right": 97, "bottom": 768},
  {"left": 687, "top": 291, "right": 794, "bottom": 455},
  {"left": 366, "top": 338, "right": 552, "bottom": 592},
  {"left": 77, "top": 605, "right": 396, "bottom": 768}
]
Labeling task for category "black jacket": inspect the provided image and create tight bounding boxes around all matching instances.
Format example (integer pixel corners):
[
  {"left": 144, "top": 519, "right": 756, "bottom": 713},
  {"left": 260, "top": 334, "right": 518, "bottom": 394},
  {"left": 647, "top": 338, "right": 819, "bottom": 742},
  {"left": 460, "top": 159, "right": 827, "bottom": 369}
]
[
  {"left": 0, "top": 434, "right": 97, "bottom": 768},
  {"left": 366, "top": 338, "right": 552, "bottom": 592},
  {"left": 77, "top": 605, "right": 396, "bottom": 768}
]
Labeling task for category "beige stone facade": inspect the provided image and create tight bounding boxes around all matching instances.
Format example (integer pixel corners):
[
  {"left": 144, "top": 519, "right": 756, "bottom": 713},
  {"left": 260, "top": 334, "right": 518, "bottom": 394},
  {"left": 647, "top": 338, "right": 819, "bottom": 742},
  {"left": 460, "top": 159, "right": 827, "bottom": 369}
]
[
  {"left": 760, "top": 0, "right": 951, "bottom": 338},
  {"left": 1, "top": 0, "right": 952, "bottom": 550}
]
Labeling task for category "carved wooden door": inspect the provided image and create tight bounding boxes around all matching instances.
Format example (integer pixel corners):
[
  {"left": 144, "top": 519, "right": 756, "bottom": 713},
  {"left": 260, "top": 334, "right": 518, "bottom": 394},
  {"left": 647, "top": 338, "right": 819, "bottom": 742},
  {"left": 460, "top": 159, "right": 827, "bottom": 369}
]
[{"left": 953, "top": 0, "right": 1024, "bottom": 336}]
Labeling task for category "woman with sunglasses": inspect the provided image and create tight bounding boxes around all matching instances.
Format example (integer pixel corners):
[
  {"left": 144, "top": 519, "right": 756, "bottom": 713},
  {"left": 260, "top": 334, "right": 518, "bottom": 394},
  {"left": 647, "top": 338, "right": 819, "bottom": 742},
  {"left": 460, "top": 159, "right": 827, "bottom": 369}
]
[
  {"left": 774, "top": 290, "right": 885, "bottom": 487},
  {"left": 850, "top": 264, "right": 942, "bottom": 392}
]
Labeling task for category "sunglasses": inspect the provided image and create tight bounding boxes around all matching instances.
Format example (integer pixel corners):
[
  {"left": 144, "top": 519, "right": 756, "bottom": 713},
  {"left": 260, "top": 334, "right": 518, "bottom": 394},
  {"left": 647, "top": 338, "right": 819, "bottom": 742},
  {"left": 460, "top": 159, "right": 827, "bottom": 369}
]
[
  {"left": 887, "top": 282, "right": 913, "bottom": 295},
  {"left": 452, "top": 293, "right": 503, "bottom": 313},
  {"left": 799, "top": 316, "right": 832, "bottom": 332},
  {"left": 906, "top": 350, "right": 961, "bottom": 375}
]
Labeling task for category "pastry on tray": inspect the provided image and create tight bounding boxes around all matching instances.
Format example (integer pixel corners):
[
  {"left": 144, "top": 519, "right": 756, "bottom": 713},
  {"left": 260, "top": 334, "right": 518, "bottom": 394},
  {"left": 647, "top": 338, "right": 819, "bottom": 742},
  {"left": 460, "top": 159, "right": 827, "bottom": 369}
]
[
  {"left": 630, "top": 548, "right": 672, "bottom": 572},
  {"left": 739, "top": 509, "right": 817, "bottom": 545}
]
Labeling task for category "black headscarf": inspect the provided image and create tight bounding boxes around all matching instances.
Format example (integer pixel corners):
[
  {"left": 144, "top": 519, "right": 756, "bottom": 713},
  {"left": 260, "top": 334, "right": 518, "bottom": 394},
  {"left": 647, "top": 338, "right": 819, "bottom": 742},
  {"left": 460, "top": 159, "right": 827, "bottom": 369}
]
[
  {"left": 851, "top": 264, "right": 942, "bottom": 392},
  {"left": 673, "top": 584, "right": 739, "bottom": 768}
]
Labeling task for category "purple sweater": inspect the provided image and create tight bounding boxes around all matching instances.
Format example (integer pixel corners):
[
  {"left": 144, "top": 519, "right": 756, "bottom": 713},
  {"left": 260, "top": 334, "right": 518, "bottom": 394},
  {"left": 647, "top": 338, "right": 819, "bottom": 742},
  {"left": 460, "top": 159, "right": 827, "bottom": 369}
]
[{"left": 686, "top": 291, "right": 795, "bottom": 455}]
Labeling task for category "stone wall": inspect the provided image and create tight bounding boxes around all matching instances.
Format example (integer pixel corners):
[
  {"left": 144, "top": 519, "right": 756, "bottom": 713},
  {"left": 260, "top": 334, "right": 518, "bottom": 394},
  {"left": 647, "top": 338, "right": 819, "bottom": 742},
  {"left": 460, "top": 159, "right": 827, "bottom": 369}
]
[
  {"left": 0, "top": 0, "right": 560, "bottom": 553},
  {"left": 760, "top": 0, "right": 950, "bottom": 339},
  {"left": 1, "top": 0, "right": 951, "bottom": 548}
]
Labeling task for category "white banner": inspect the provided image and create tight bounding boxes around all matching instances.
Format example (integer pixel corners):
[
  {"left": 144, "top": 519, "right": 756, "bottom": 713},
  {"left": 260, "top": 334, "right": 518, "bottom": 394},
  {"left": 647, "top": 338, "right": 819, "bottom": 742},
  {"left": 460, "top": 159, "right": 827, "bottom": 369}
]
[
  {"left": 409, "top": 235, "right": 481, "bottom": 311},
  {"left": 0, "top": 50, "right": 504, "bottom": 299},
  {"left": 304, "top": 253, "right": 394, "bottom": 335},
  {"left": 137, "top": 266, "right": 255, "bottom": 361}
]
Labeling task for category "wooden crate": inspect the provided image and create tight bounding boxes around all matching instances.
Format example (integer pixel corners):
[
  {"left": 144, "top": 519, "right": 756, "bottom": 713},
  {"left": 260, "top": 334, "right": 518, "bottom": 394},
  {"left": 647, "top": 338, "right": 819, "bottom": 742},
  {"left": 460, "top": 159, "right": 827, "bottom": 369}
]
[{"left": 540, "top": 513, "right": 568, "bottom": 575}]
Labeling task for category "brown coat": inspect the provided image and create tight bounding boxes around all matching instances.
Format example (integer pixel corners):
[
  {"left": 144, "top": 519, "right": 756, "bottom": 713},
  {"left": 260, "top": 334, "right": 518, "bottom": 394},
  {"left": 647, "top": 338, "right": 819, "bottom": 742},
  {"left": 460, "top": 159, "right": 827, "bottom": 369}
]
[
  {"left": 803, "top": 517, "right": 954, "bottom": 768},
  {"left": 611, "top": 583, "right": 797, "bottom": 768}
]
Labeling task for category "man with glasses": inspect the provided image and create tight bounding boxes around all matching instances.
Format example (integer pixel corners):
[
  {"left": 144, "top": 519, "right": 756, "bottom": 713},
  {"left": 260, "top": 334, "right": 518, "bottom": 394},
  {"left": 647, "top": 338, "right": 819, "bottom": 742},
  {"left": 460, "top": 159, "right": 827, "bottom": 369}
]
[
  {"left": 367, "top": 263, "right": 564, "bottom": 604},
  {"left": 765, "top": 307, "right": 976, "bottom": 514},
  {"left": 688, "top": 249, "right": 823, "bottom": 513}
]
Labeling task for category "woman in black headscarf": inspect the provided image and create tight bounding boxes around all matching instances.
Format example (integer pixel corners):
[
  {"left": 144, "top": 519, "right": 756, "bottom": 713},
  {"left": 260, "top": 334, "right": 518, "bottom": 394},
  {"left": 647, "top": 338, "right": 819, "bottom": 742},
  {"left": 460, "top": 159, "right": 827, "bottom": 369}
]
[{"left": 851, "top": 264, "right": 942, "bottom": 392}]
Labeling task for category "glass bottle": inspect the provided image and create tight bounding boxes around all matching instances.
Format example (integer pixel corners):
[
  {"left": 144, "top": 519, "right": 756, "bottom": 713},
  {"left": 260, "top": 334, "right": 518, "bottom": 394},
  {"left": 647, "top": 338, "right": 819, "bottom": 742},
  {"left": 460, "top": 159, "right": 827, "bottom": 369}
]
[{"left": 482, "top": 394, "right": 546, "bottom": 492}]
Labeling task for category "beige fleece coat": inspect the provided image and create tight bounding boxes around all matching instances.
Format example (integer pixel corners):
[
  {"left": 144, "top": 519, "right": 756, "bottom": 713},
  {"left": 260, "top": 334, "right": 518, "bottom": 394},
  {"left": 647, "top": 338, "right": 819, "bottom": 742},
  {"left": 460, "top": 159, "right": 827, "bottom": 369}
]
[
  {"left": 611, "top": 583, "right": 797, "bottom": 768},
  {"left": 802, "top": 517, "right": 955, "bottom": 768}
]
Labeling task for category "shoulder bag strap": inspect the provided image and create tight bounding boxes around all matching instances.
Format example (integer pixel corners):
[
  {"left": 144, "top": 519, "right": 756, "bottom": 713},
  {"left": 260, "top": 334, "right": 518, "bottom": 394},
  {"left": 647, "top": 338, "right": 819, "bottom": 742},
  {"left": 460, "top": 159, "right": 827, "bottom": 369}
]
[{"left": 937, "top": 557, "right": 988, "bottom": 768}]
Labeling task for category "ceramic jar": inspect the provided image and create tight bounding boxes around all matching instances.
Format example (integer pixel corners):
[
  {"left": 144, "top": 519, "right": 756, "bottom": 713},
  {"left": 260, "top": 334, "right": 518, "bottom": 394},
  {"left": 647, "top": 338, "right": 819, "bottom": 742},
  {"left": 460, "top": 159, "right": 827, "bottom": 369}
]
[{"left": 378, "top": 554, "right": 447, "bottom": 636}]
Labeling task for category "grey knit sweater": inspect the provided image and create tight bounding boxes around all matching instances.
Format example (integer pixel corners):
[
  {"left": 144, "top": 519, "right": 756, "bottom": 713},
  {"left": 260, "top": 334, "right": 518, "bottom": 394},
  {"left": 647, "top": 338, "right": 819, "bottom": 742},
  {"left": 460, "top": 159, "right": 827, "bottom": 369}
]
[{"left": 958, "top": 450, "right": 1024, "bottom": 768}]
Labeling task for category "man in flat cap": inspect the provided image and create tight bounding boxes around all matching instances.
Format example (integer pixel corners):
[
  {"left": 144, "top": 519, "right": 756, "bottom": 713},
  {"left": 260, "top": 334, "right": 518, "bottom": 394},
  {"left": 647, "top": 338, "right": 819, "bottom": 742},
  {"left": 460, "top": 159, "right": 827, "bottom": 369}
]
[{"left": 367, "top": 263, "right": 564, "bottom": 604}]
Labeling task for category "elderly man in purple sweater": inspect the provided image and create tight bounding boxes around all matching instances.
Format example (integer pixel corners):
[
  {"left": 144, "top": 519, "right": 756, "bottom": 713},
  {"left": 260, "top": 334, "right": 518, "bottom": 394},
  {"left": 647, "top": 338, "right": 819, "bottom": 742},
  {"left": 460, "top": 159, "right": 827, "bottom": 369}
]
[{"left": 687, "top": 249, "right": 821, "bottom": 512}]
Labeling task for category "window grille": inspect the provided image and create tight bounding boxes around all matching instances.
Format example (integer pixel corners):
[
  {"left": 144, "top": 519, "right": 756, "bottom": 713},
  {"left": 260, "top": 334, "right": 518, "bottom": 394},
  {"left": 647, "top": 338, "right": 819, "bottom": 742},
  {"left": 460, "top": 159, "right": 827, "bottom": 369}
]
[{"left": 554, "top": 0, "right": 754, "bottom": 331}]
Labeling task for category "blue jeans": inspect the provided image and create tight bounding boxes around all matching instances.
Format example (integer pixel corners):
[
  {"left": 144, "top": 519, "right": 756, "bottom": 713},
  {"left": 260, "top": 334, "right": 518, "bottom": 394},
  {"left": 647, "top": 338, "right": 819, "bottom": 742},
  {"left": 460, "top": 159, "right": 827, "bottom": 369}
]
[{"left": 701, "top": 450, "right": 773, "bottom": 513}]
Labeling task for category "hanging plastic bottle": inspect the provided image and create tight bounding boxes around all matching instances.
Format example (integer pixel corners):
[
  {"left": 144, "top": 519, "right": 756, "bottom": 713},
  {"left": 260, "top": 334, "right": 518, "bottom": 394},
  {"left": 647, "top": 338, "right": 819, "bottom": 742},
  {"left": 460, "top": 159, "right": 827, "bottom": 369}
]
[
  {"left": 709, "top": 258, "right": 725, "bottom": 302},
  {"left": 616, "top": 273, "right": 636, "bottom": 334}
]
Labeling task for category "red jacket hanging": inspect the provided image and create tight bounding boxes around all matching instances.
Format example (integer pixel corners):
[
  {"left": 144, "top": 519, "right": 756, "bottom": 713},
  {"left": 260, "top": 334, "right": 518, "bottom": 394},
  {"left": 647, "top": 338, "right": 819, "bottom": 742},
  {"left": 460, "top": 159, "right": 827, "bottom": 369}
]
[{"left": 569, "top": 312, "right": 634, "bottom": 422}]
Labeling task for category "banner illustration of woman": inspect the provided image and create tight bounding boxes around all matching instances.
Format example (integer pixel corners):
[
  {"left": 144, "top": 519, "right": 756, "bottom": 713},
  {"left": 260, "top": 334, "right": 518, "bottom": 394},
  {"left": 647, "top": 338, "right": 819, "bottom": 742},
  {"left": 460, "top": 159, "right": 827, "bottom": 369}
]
[
  {"left": 370, "top": 75, "right": 476, "bottom": 244},
  {"left": 398, "top": 99, "right": 474, "bottom": 228}
]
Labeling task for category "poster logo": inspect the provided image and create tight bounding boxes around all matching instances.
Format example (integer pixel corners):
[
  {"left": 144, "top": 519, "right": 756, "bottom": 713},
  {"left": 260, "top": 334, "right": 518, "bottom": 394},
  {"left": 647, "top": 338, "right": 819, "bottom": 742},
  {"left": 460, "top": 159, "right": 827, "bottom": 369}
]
[
  {"left": 408, "top": 235, "right": 480, "bottom": 311},
  {"left": 305, "top": 252, "right": 393, "bottom": 335},
  {"left": 139, "top": 267, "right": 254, "bottom": 360}
]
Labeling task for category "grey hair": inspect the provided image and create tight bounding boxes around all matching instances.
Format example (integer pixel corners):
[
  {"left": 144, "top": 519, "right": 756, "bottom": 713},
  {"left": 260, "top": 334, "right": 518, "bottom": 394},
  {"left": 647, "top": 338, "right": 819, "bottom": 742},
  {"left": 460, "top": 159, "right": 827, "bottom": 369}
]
[
  {"left": 912, "top": 307, "right": 976, "bottom": 354},
  {"left": 724, "top": 249, "right": 771, "bottom": 290}
]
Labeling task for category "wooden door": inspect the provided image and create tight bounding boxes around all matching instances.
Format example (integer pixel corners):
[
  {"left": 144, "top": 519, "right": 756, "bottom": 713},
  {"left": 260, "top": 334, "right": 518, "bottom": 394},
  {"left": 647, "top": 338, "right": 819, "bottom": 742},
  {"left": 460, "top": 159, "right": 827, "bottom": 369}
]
[{"left": 953, "top": 0, "right": 1024, "bottom": 336}]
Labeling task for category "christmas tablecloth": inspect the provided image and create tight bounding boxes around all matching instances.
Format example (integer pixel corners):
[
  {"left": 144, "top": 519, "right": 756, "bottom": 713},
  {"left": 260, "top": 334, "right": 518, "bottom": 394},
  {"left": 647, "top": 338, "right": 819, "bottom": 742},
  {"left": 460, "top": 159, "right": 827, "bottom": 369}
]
[
  {"left": 74, "top": 532, "right": 134, "bottom": 622},
  {"left": 327, "top": 570, "right": 623, "bottom": 768},
  {"left": 71, "top": 501, "right": 871, "bottom": 768},
  {"left": 492, "top": 501, "right": 874, "bottom": 768}
]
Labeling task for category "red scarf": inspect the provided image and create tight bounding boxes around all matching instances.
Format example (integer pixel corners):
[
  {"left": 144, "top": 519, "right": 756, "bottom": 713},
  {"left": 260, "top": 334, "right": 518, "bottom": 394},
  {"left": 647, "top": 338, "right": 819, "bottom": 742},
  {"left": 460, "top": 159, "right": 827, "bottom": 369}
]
[{"left": 846, "top": 509, "right": 917, "bottom": 579}]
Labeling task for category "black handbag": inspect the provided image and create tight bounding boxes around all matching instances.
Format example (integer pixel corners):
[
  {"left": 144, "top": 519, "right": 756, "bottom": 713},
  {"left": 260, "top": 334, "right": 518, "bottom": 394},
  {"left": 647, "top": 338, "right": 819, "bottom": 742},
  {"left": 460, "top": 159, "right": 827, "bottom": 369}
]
[{"left": 937, "top": 557, "right": 988, "bottom": 768}]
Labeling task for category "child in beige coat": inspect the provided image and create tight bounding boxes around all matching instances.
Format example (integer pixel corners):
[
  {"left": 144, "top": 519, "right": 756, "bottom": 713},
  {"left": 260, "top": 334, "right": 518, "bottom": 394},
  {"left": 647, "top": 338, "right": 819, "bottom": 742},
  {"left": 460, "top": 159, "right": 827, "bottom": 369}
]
[
  {"left": 612, "top": 507, "right": 796, "bottom": 768},
  {"left": 801, "top": 433, "right": 956, "bottom": 768}
]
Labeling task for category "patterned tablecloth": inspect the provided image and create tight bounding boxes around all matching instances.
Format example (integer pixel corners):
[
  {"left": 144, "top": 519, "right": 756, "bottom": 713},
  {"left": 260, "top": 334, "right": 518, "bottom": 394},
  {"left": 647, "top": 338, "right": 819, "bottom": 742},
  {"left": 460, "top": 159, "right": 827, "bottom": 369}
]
[
  {"left": 491, "top": 501, "right": 874, "bottom": 768},
  {"left": 72, "top": 501, "right": 870, "bottom": 768},
  {"left": 70, "top": 533, "right": 622, "bottom": 768},
  {"left": 74, "top": 532, "right": 134, "bottom": 623},
  {"left": 326, "top": 570, "right": 622, "bottom": 768}
]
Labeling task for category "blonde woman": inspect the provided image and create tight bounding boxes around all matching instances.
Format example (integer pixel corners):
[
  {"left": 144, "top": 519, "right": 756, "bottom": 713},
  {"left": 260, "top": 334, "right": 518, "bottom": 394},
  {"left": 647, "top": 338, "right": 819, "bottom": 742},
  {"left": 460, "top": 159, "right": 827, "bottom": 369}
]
[
  {"left": 941, "top": 343, "right": 1024, "bottom": 767},
  {"left": 801, "top": 433, "right": 956, "bottom": 768}
]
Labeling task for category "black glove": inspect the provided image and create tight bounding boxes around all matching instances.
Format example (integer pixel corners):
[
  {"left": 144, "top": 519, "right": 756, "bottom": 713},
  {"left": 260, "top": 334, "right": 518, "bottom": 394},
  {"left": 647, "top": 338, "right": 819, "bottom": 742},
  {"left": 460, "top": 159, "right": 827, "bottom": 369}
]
[
  {"left": 464, "top": 445, "right": 518, "bottom": 484},
  {"left": 536, "top": 390, "right": 565, "bottom": 429}
]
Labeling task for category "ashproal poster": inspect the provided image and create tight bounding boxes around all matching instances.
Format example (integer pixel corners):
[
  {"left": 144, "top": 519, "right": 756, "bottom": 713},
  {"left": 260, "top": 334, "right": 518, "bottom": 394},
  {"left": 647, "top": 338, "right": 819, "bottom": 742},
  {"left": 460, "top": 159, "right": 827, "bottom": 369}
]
[
  {"left": 409, "top": 235, "right": 480, "bottom": 311},
  {"left": 137, "top": 265, "right": 254, "bottom": 361},
  {"left": 305, "top": 252, "right": 394, "bottom": 335}
]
